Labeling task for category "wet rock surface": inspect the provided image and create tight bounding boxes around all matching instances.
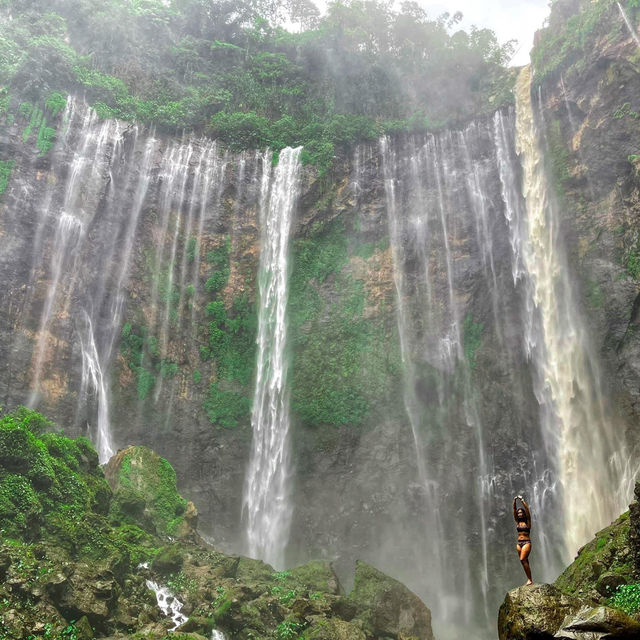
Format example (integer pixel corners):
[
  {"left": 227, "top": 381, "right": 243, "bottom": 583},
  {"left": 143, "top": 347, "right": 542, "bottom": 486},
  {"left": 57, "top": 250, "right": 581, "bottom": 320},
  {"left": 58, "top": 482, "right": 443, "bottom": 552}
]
[
  {"left": 554, "top": 606, "right": 640, "bottom": 640},
  {"left": 498, "top": 584, "right": 583, "bottom": 640}
]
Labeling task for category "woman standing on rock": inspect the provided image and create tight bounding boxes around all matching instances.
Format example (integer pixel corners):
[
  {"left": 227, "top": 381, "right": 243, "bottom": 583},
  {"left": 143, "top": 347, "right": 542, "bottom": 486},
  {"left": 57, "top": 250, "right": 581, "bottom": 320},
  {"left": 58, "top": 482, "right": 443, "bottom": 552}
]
[{"left": 513, "top": 495, "right": 533, "bottom": 585}]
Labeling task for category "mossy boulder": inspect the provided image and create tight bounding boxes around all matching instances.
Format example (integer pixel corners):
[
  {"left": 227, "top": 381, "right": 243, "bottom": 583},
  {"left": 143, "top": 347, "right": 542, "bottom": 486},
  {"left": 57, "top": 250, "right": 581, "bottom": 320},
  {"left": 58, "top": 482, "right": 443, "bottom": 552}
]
[
  {"left": 498, "top": 584, "right": 583, "bottom": 640},
  {"left": 348, "top": 561, "right": 434, "bottom": 639},
  {"left": 0, "top": 406, "right": 112, "bottom": 540},
  {"left": 105, "top": 445, "right": 194, "bottom": 537},
  {"left": 287, "top": 561, "right": 341, "bottom": 595},
  {"left": 152, "top": 544, "right": 184, "bottom": 575}
]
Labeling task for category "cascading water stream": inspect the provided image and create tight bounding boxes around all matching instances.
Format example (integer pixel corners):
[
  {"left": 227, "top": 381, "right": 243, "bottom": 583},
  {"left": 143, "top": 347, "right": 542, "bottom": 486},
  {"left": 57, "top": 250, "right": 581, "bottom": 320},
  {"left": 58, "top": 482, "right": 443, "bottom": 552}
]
[
  {"left": 381, "top": 131, "right": 500, "bottom": 630},
  {"left": 515, "top": 66, "right": 634, "bottom": 554},
  {"left": 492, "top": 107, "right": 564, "bottom": 579},
  {"left": 29, "top": 212, "right": 84, "bottom": 405},
  {"left": 154, "top": 143, "right": 194, "bottom": 402},
  {"left": 243, "top": 147, "right": 302, "bottom": 569},
  {"left": 617, "top": 2, "right": 640, "bottom": 49}
]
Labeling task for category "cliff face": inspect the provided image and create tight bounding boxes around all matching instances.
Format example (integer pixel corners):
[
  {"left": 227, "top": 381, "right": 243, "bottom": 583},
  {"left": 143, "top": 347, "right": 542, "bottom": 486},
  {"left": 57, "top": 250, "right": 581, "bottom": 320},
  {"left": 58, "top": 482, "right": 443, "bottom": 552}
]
[
  {"left": 0, "top": 97, "right": 546, "bottom": 634},
  {"left": 2, "top": 1, "right": 640, "bottom": 636},
  {"left": 534, "top": 0, "right": 640, "bottom": 439}
]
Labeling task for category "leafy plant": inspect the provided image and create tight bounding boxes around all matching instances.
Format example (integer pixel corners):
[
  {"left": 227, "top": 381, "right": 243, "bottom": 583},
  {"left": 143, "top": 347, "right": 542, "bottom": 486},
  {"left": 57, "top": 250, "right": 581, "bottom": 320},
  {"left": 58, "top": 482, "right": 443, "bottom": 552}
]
[
  {"left": 463, "top": 313, "right": 483, "bottom": 370},
  {"left": 0, "top": 160, "right": 14, "bottom": 196},
  {"left": 276, "top": 620, "right": 301, "bottom": 640},
  {"left": 610, "top": 583, "right": 640, "bottom": 614}
]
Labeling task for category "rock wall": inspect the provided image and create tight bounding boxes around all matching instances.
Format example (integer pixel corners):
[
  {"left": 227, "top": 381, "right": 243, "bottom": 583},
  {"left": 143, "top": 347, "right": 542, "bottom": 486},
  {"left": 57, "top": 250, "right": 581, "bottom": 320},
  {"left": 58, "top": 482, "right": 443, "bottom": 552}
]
[{"left": 534, "top": 0, "right": 640, "bottom": 449}]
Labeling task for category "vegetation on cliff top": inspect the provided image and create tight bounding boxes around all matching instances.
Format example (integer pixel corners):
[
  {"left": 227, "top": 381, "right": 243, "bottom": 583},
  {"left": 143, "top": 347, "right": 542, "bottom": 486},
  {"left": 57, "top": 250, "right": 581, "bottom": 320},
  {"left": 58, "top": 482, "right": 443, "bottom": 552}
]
[
  {"left": 532, "top": 0, "right": 640, "bottom": 85},
  {"left": 0, "top": 0, "right": 515, "bottom": 169}
]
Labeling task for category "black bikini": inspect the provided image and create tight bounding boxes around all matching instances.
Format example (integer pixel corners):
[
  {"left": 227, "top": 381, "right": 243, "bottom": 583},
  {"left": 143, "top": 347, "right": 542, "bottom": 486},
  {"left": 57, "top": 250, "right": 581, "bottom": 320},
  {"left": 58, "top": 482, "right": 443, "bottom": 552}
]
[{"left": 517, "top": 523, "right": 531, "bottom": 548}]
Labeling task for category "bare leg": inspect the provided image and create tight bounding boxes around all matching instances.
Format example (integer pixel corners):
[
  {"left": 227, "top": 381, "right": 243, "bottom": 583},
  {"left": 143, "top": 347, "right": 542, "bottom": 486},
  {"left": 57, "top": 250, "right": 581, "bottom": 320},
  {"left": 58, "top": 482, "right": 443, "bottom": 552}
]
[{"left": 519, "top": 543, "right": 533, "bottom": 585}]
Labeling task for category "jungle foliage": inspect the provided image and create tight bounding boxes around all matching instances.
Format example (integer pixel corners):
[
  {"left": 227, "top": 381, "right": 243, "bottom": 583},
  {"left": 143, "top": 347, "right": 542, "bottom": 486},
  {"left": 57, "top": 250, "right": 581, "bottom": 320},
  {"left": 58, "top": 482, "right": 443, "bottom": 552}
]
[
  {"left": 0, "top": 0, "right": 516, "bottom": 167},
  {"left": 532, "top": 0, "right": 640, "bottom": 85}
]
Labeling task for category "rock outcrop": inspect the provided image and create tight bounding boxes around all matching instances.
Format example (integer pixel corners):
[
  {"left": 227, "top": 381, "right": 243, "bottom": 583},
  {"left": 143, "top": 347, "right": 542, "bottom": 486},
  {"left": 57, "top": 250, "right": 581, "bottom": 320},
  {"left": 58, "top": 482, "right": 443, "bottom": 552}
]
[
  {"left": 498, "top": 584, "right": 583, "bottom": 640},
  {"left": 555, "top": 606, "right": 640, "bottom": 640},
  {"left": 499, "top": 485, "right": 640, "bottom": 640},
  {"left": 0, "top": 408, "right": 435, "bottom": 639},
  {"left": 348, "top": 561, "right": 434, "bottom": 640}
]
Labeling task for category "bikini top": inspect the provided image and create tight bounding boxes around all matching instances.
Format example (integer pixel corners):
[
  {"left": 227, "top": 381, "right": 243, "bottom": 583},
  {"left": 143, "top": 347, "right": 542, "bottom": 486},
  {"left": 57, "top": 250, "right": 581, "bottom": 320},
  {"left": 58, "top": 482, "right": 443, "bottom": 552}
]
[{"left": 517, "top": 524, "right": 530, "bottom": 534}]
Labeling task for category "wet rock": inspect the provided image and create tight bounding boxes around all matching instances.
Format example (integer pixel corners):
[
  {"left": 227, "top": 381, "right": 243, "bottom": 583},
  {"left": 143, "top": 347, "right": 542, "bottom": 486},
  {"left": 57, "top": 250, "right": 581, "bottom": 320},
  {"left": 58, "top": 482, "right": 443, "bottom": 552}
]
[
  {"left": 287, "top": 561, "right": 342, "bottom": 595},
  {"left": 498, "top": 584, "right": 583, "bottom": 640},
  {"left": 554, "top": 606, "right": 640, "bottom": 639},
  {"left": 151, "top": 545, "right": 184, "bottom": 576},
  {"left": 303, "top": 617, "right": 366, "bottom": 640},
  {"left": 74, "top": 616, "right": 94, "bottom": 640},
  {"left": 555, "top": 514, "right": 632, "bottom": 600},
  {"left": 348, "top": 561, "right": 433, "bottom": 640},
  {"left": 595, "top": 573, "right": 629, "bottom": 598}
]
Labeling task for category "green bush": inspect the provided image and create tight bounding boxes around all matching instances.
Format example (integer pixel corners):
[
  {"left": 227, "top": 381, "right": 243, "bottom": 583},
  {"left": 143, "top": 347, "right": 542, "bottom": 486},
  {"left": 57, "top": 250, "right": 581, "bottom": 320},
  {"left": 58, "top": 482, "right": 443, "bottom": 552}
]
[
  {"left": 203, "top": 383, "right": 251, "bottom": 429},
  {"left": 610, "top": 583, "right": 640, "bottom": 615},
  {"left": 0, "top": 407, "right": 111, "bottom": 540},
  {"left": 0, "top": 160, "right": 14, "bottom": 196},
  {"left": 1, "top": 0, "right": 515, "bottom": 170},
  {"left": 463, "top": 314, "right": 484, "bottom": 370}
]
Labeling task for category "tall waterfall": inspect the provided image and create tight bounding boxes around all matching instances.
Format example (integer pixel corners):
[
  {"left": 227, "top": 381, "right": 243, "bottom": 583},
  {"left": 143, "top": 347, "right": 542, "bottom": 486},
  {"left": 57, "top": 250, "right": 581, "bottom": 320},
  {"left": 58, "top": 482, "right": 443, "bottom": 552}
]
[
  {"left": 617, "top": 2, "right": 640, "bottom": 49},
  {"left": 380, "top": 128, "right": 516, "bottom": 633},
  {"left": 515, "top": 66, "right": 634, "bottom": 553},
  {"left": 243, "top": 147, "right": 302, "bottom": 568}
]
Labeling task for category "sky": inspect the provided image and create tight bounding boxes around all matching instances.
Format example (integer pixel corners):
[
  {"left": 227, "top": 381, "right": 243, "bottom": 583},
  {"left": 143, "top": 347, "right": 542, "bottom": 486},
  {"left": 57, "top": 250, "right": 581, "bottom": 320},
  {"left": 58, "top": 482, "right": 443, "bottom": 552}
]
[
  {"left": 413, "top": 1, "right": 552, "bottom": 65},
  {"left": 310, "top": 0, "right": 552, "bottom": 66}
]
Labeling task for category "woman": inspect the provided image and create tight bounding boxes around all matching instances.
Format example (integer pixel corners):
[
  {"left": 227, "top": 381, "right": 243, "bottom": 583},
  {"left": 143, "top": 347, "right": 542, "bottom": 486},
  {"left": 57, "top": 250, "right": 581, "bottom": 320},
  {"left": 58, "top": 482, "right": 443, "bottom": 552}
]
[{"left": 513, "top": 495, "right": 533, "bottom": 585}]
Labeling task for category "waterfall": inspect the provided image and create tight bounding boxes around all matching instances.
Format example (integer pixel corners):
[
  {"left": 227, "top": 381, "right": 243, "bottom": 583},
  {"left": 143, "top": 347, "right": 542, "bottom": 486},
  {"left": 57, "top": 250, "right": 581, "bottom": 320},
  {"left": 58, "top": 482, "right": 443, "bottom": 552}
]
[
  {"left": 153, "top": 143, "right": 194, "bottom": 402},
  {"left": 243, "top": 147, "right": 302, "bottom": 568},
  {"left": 493, "top": 107, "right": 565, "bottom": 579},
  {"left": 25, "top": 100, "right": 158, "bottom": 460},
  {"left": 190, "top": 144, "right": 228, "bottom": 339},
  {"left": 381, "top": 130, "right": 504, "bottom": 631},
  {"left": 515, "top": 66, "right": 634, "bottom": 554},
  {"left": 29, "top": 212, "right": 84, "bottom": 405},
  {"left": 617, "top": 2, "right": 640, "bottom": 49},
  {"left": 79, "top": 312, "right": 114, "bottom": 462},
  {"left": 145, "top": 580, "right": 188, "bottom": 630}
]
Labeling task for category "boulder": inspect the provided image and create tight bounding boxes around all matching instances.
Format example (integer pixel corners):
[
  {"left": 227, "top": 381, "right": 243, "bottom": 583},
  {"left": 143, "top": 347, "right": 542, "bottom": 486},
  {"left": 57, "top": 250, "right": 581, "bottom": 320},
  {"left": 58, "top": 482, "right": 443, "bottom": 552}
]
[
  {"left": 348, "top": 561, "right": 433, "bottom": 640},
  {"left": 105, "top": 446, "right": 194, "bottom": 539},
  {"left": 595, "top": 573, "right": 628, "bottom": 598},
  {"left": 554, "top": 606, "right": 640, "bottom": 639},
  {"left": 554, "top": 514, "right": 632, "bottom": 601},
  {"left": 498, "top": 584, "right": 583, "bottom": 640},
  {"left": 151, "top": 545, "right": 184, "bottom": 576}
]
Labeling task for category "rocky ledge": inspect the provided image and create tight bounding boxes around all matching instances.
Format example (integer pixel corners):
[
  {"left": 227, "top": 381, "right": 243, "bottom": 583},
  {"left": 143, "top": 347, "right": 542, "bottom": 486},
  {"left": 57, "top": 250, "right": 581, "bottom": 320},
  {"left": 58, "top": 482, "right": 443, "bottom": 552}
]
[
  {"left": 0, "top": 407, "right": 434, "bottom": 640},
  {"left": 498, "top": 484, "right": 640, "bottom": 640}
]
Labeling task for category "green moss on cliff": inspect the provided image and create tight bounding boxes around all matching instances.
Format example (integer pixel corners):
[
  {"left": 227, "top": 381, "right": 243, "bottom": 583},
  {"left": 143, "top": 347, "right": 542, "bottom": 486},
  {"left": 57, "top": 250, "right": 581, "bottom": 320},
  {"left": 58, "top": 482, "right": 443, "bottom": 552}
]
[
  {"left": 0, "top": 160, "right": 14, "bottom": 196},
  {"left": 289, "top": 216, "right": 401, "bottom": 427},
  {"left": 110, "top": 446, "right": 188, "bottom": 536},
  {"left": 555, "top": 512, "right": 633, "bottom": 598},
  {"left": 531, "top": 0, "right": 621, "bottom": 84},
  {"left": 198, "top": 236, "right": 257, "bottom": 428},
  {"left": 0, "top": 407, "right": 109, "bottom": 539}
]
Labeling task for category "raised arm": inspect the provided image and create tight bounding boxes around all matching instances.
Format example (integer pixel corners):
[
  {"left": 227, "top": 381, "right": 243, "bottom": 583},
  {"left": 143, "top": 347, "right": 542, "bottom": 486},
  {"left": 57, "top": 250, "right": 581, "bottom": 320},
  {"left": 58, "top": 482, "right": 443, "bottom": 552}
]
[
  {"left": 520, "top": 497, "right": 532, "bottom": 527},
  {"left": 513, "top": 496, "right": 518, "bottom": 522}
]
